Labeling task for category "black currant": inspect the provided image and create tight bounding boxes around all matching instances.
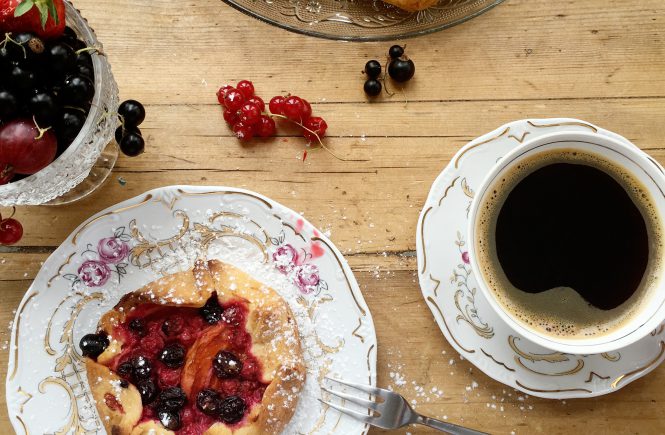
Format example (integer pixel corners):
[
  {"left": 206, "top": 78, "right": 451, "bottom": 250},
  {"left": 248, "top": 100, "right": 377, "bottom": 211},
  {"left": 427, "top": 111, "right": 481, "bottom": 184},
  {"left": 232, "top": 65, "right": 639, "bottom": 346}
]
[
  {"left": 63, "top": 26, "right": 78, "bottom": 40},
  {"left": 213, "top": 350, "right": 243, "bottom": 379},
  {"left": 158, "top": 410, "right": 181, "bottom": 431},
  {"left": 115, "top": 125, "right": 141, "bottom": 144},
  {"left": 364, "top": 60, "right": 382, "bottom": 79},
  {"left": 118, "top": 99, "right": 146, "bottom": 127},
  {"left": 79, "top": 333, "right": 109, "bottom": 358},
  {"left": 117, "top": 360, "right": 134, "bottom": 378},
  {"left": 57, "top": 109, "right": 86, "bottom": 147},
  {"left": 119, "top": 131, "right": 145, "bottom": 157},
  {"left": 388, "top": 58, "right": 415, "bottom": 83},
  {"left": 9, "top": 65, "right": 36, "bottom": 91},
  {"left": 29, "top": 92, "right": 57, "bottom": 125},
  {"left": 76, "top": 51, "right": 93, "bottom": 69},
  {"left": 137, "top": 379, "right": 158, "bottom": 405},
  {"left": 364, "top": 79, "right": 382, "bottom": 97},
  {"left": 199, "top": 296, "right": 222, "bottom": 324},
  {"left": 131, "top": 355, "right": 152, "bottom": 380},
  {"left": 388, "top": 45, "right": 405, "bottom": 59},
  {"left": 196, "top": 389, "right": 221, "bottom": 416},
  {"left": 218, "top": 395, "right": 246, "bottom": 424},
  {"left": 60, "top": 75, "right": 94, "bottom": 105},
  {"left": 76, "top": 63, "right": 93, "bottom": 80},
  {"left": 159, "top": 387, "right": 187, "bottom": 411},
  {"left": 47, "top": 43, "right": 76, "bottom": 76},
  {"left": 0, "top": 90, "right": 18, "bottom": 119},
  {"left": 161, "top": 316, "right": 184, "bottom": 336},
  {"left": 128, "top": 318, "right": 146, "bottom": 336},
  {"left": 159, "top": 343, "right": 186, "bottom": 369}
]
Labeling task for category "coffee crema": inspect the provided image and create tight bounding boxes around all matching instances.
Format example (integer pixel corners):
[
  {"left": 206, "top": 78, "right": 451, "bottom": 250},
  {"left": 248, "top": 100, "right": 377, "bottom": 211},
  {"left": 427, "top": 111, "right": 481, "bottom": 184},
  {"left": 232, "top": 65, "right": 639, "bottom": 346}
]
[{"left": 475, "top": 149, "right": 663, "bottom": 340}]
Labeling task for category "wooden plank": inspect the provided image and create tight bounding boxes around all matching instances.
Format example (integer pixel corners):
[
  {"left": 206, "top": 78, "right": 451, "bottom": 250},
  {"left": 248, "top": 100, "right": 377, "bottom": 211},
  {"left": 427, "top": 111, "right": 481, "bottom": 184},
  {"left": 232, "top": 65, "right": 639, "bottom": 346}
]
[
  {"left": 6, "top": 98, "right": 665, "bottom": 248},
  {"left": 75, "top": 0, "right": 665, "bottom": 104}
]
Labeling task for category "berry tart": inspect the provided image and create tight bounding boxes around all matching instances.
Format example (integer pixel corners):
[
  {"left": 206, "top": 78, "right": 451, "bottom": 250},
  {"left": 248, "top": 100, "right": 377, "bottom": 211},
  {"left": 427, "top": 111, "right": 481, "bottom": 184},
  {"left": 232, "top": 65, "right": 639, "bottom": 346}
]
[{"left": 81, "top": 259, "right": 306, "bottom": 434}]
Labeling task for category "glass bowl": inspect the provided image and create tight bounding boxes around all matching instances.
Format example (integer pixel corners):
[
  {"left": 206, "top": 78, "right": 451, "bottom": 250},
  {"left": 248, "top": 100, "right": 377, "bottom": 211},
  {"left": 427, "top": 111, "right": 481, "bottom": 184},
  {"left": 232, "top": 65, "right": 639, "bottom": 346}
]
[
  {"left": 0, "top": 0, "right": 119, "bottom": 206},
  {"left": 221, "top": 0, "right": 505, "bottom": 41}
]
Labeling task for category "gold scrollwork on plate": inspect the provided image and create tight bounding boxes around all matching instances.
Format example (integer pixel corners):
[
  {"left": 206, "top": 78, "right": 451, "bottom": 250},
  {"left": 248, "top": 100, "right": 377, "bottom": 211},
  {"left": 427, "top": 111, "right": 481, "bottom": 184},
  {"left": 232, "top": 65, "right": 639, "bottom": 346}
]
[
  {"left": 454, "top": 126, "right": 510, "bottom": 169},
  {"left": 47, "top": 252, "right": 76, "bottom": 288},
  {"left": 194, "top": 223, "right": 269, "bottom": 262},
  {"left": 461, "top": 177, "right": 474, "bottom": 199},
  {"left": 427, "top": 296, "right": 475, "bottom": 354},
  {"left": 584, "top": 372, "right": 611, "bottom": 383},
  {"left": 419, "top": 206, "right": 433, "bottom": 275},
  {"left": 130, "top": 209, "right": 190, "bottom": 269},
  {"left": 451, "top": 232, "right": 494, "bottom": 339},
  {"left": 39, "top": 293, "right": 105, "bottom": 434},
  {"left": 651, "top": 324, "right": 665, "bottom": 337},
  {"left": 515, "top": 380, "right": 592, "bottom": 395},
  {"left": 601, "top": 352, "right": 621, "bottom": 362},
  {"left": 509, "top": 336, "right": 584, "bottom": 376},
  {"left": 38, "top": 377, "right": 90, "bottom": 435},
  {"left": 71, "top": 194, "right": 154, "bottom": 245},
  {"left": 438, "top": 176, "right": 460, "bottom": 206},
  {"left": 526, "top": 120, "right": 598, "bottom": 133},
  {"left": 15, "top": 415, "right": 28, "bottom": 435},
  {"left": 481, "top": 348, "right": 515, "bottom": 372},
  {"left": 10, "top": 292, "right": 38, "bottom": 381},
  {"left": 611, "top": 341, "right": 665, "bottom": 389}
]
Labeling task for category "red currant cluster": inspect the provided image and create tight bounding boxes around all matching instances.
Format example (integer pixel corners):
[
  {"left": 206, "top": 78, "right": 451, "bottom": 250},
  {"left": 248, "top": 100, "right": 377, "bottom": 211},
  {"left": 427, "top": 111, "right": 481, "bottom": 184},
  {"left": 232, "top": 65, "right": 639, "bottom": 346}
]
[
  {"left": 0, "top": 208, "right": 22, "bottom": 245},
  {"left": 216, "top": 80, "right": 327, "bottom": 144}
]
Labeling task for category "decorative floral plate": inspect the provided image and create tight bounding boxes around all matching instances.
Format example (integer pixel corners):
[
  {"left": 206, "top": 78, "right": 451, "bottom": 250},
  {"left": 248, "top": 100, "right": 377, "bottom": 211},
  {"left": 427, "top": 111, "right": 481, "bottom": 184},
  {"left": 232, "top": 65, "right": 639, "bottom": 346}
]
[
  {"left": 6, "top": 186, "right": 377, "bottom": 434},
  {"left": 417, "top": 118, "right": 665, "bottom": 399},
  {"left": 221, "top": 0, "right": 505, "bottom": 41}
]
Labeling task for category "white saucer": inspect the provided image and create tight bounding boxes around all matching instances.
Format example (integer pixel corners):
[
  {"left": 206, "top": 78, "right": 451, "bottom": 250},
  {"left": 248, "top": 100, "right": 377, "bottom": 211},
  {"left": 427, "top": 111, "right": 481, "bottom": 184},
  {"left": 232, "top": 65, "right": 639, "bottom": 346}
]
[
  {"left": 417, "top": 118, "right": 665, "bottom": 399},
  {"left": 6, "top": 186, "right": 376, "bottom": 434}
]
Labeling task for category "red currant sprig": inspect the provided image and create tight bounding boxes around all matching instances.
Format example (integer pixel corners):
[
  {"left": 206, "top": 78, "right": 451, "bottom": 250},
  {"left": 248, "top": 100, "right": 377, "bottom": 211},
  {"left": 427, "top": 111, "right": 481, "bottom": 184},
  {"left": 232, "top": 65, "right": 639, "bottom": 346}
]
[
  {"left": 216, "top": 81, "right": 342, "bottom": 161},
  {"left": 0, "top": 207, "right": 23, "bottom": 246}
]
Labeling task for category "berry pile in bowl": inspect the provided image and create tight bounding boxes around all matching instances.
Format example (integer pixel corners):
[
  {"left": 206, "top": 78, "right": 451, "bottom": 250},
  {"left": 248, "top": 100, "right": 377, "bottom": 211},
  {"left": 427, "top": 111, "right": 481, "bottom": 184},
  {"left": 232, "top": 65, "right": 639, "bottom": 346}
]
[{"left": 0, "top": 0, "right": 119, "bottom": 206}]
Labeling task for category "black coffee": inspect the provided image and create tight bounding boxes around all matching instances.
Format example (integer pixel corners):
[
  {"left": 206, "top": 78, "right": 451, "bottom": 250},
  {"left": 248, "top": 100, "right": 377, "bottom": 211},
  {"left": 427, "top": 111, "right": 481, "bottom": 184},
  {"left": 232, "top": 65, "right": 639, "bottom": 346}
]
[
  {"left": 475, "top": 149, "right": 662, "bottom": 339},
  {"left": 495, "top": 162, "right": 648, "bottom": 310}
]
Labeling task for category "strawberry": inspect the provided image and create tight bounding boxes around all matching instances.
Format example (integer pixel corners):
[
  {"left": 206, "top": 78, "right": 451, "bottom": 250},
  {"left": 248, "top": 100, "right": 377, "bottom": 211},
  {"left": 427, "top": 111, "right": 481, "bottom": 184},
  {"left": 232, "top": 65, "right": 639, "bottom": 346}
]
[{"left": 0, "top": 0, "right": 65, "bottom": 39}]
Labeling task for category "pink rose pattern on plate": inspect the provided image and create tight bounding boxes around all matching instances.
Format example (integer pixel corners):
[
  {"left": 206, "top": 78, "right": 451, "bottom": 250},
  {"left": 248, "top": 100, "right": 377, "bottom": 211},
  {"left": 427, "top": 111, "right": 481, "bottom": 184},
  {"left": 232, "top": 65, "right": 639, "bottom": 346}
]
[
  {"left": 271, "top": 230, "right": 328, "bottom": 295},
  {"left": 65, "top": 225, "right": 329, "bottom": 294},
  {"left": 64, "top": 227, "right": 131, "bottom": 288}
]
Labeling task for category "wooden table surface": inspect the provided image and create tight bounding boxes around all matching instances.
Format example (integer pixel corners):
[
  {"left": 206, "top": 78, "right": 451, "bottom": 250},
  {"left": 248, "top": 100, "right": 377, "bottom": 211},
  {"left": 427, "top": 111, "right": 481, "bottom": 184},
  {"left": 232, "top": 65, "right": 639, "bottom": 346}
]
[{"left": 2, "top": 0, "right": 665, "bottom": 433}]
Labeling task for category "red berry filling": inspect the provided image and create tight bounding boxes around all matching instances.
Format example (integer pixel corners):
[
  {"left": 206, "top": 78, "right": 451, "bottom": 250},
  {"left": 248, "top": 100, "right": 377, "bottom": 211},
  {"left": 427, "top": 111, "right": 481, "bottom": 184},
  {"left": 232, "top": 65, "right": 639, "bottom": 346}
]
[{"left": 107, "top": 296, "right": 268, "bottom": 434}]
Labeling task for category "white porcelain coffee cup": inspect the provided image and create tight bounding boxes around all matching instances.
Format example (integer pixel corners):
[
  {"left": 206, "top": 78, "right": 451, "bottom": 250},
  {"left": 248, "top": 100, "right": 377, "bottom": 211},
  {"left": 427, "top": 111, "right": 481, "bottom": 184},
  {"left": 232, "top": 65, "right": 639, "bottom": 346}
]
[{"left": 467, "top": 131, "right": 665, "bottom": 354}]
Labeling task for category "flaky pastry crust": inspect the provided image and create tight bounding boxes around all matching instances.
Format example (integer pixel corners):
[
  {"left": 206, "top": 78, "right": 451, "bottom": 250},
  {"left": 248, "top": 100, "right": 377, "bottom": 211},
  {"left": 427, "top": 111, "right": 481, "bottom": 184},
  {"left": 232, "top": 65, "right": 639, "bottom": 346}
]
[{"left": 85, "top": 259, "right": 306, "bottom": 435}]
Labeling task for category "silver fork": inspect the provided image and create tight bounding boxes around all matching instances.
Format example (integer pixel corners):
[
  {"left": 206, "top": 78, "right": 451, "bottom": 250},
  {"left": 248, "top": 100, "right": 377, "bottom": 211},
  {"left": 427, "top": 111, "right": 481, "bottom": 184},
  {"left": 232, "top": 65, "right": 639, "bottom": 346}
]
[{"left": 320, "top": 378, "right": 489, "bottom": 435}]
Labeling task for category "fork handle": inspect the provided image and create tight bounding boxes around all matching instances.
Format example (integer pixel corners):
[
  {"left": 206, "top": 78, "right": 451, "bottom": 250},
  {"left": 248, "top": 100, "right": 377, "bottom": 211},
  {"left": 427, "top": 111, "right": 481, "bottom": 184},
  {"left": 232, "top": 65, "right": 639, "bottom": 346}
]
[{"left": 414, "top": 414, "right": 490, "bottom": 435}]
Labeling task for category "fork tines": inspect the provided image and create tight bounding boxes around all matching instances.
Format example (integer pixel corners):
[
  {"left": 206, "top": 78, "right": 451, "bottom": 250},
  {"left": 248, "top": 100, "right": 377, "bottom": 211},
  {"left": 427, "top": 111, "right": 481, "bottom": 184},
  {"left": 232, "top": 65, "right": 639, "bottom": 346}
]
[{"left": 318, "top": 377, "right": 382, "bottom": 423}]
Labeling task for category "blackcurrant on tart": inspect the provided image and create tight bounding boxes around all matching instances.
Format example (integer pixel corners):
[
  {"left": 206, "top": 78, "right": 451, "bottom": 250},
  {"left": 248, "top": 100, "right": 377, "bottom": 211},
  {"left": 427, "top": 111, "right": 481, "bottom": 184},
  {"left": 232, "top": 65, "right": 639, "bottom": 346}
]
[{"left": 82, "top": 259, "right": 306, "bottom": 434}]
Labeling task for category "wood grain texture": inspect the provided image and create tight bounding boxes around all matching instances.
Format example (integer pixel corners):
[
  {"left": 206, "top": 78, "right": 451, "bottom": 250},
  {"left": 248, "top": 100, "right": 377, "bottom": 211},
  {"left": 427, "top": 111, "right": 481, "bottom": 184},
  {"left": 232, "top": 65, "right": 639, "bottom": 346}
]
[{"left": 1, "top": 0, "right": 665, "bottom": 433}]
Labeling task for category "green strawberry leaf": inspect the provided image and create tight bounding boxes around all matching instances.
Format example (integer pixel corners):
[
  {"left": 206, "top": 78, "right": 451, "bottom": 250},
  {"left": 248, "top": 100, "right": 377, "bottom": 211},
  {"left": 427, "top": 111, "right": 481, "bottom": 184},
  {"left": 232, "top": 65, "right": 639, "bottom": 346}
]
[
  {"left": 13, "top": 0, "right": 35, "bottom": 17},
  {"left": 46, "top": 0, "right": 59, "bottom": 25},
  {"left": 14, "top": 0, "right": 60, "bottom": 28},
  {"left": 35, "top": 2, "right": 49, "bottom": 28}
]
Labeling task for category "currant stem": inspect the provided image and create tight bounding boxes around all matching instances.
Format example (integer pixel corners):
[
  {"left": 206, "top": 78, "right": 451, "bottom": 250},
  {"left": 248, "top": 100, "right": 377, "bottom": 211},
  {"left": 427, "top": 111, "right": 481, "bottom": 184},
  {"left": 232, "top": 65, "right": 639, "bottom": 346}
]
[
  {"left": 382, "top": 58, "right": 396, "bottom": 97},
  {"left": 0, "top": 206, "right": 17, "bottom": 223},
  {"left": 1, "top": 32, "right": 26, "bottom": 59},
  {"left": 268, "top": 113, "right": 348, "bottom": 162},
  {"left": 75, "top": 46, "right": 104, "bottom": 56},
  {"left": 32, "top": 116, "right": 52, "bottom": 140}
]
